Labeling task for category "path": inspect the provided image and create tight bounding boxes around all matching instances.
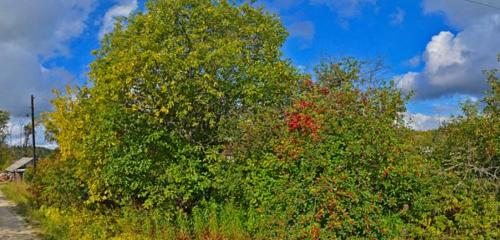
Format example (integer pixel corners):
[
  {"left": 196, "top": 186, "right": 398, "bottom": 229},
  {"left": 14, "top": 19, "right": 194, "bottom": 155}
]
[{"left": 0, "top": 188, "right": 38, "bottom": 240}]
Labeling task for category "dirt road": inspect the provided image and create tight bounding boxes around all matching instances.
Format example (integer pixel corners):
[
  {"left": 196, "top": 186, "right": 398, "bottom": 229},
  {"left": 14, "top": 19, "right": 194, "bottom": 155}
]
[{"left": 0, "top": 189, "right": 38, "bottom": 240}]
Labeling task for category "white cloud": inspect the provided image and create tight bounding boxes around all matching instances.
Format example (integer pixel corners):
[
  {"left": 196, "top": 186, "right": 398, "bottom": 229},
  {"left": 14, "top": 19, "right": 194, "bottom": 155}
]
[
  {"left": 395, "top": 72, "right": 418, "bottom": 92},
  {"left": 0, "top": 43, "right": 74, "bottom": 117},
  {"left": 390, "top": 7, "right": 405, "bottom": 26},
  {"left": 297, "top": 65, "right": 307, "bottom": 72},
  {"left": 99, "top": 0, "right": 138, "bottom": 39},
  {"left": 424, "top": 32, "right": 466, "bottom": 75},
  {"left": 396, "top": 14, "right": 500, "bottom": 99},
  {"left": 404, "top": 112, "right": 449, "bottom": 131},
  {"left": 405, "top": 55, "right": 421, "bottom": 68},
  {"left": 0, "top": 0, "right": 94, "bottom": 57},
  {"left": 0, "top": 0, "right": 95, "bottom": 147},
  {"left": 423, "top": 0, "right": 499, "bottom": 28},
  {"left": 0, "top": 0, "right": 95, "bottom": 117}
]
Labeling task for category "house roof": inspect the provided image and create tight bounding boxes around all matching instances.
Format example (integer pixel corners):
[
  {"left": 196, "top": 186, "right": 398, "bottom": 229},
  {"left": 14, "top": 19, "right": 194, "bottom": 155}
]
[{"left": 5, "top": 157, "right": 34, "bottom": 172}]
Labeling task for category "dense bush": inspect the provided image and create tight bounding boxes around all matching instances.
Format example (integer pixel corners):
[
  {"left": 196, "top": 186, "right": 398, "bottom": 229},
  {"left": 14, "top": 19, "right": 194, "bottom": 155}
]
[
  {"left": 210, "top": 59, "right": 437, "bottom": 239},
  {"left": 413, "top": 63, "right": 499, "bottom": 239}
]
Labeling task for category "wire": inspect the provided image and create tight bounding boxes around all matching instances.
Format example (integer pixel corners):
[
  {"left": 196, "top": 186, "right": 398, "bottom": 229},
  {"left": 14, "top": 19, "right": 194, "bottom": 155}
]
[{"left": 463, "top": 0, "right": 500, "bottom": 10}]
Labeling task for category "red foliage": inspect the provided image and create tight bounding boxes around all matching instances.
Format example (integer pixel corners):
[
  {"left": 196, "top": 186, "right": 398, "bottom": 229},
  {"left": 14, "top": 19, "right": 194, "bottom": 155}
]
[
  {"left": 305, "top": 79, "right": 314, "bottom": 88},
  {"left": 310, "top": 225, "right": 321, "bottom": 240},
  {"left": 296, "top": 100, "right": 314, "bottom": 109},
  {"left": 319, "top": 87, "right": 330, "bottom": 95},
  {"left": 287, "top": 112, "right": 319, "bottom": 136}
]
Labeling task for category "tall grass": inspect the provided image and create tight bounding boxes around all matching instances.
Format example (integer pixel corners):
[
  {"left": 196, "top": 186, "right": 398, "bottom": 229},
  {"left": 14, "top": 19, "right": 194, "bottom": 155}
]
[
  {"left": 0, "top": 181, "right": 31, "bottom": 209},
  {"left": 28, "top": 204, "right": 257, "bottom": 239},
  {"left": 1, "top": 182, "right": 258, "bottom": 239}
]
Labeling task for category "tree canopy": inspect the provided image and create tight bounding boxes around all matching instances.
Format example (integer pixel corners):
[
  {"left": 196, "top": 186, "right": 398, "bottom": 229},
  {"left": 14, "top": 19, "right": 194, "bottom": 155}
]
[{"left": 45, "top": 0, "right": 300, "bottom": 210}]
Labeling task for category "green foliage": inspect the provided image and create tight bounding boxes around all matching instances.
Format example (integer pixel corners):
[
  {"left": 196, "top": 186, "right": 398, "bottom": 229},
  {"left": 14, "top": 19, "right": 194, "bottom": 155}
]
[
  {"left": 30, "top": 153, "right": 86, "bottom": 208},
  {"left": 212, "top": 59, "right": 428, "bottom": 239},
  {"left": 29, "top": 203, "right": 257, "bottom": 240},
  {"left": 413, "top": 175, "right": 499, "bottom": 239},
  {"left": 432, "top": 58, "right": 499, "bottom": 184},
  {"left": 483, "top": 54, "right": 500, "bottom": 116},
  {"left": 7, "top": 146, "right": 54, "bottom": 160},
  {"left": 44, "top": 0, "right": 299, "bottom": 212},
  {"left": 409, "top": 58, "right": 500, "bottom": 239},
  {"left": 1, "top": 146, "right": 54, "bottom": 170}
]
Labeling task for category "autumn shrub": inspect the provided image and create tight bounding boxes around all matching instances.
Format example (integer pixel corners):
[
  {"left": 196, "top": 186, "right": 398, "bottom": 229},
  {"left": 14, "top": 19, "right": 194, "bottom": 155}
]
[
  {"left": 437, "top": 57, "right": 499, "bottom": 185},
  {"left": 30, "top": 153, "right": 86, "bottom": 209},
  {"left": 407, "top": 59, "right": 500, "bottom": 239},
  {"left": 209, "top": 59, "right": 436, "bottom": 239}
]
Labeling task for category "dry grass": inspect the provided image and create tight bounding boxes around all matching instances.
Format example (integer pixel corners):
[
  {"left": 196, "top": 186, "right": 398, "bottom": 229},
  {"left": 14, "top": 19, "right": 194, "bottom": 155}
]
[{"left": 0, "top": 181, "right": 31, "bottom": 207}]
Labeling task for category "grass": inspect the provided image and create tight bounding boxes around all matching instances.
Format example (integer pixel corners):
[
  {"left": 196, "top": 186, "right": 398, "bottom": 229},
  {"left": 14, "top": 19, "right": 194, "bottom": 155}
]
[
  {"left": 0, "top": 181, "right": 45, "bottom": 236},
  {"left": 0, "top": 181, "right": 31, "bottom": 209},
  {"left": 1, "top": 181, "right": 255, "bottom": 239}
]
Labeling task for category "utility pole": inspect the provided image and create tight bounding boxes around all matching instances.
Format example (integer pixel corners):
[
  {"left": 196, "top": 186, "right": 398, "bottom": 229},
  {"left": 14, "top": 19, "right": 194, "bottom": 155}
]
[{"left": 31, "top": 95, "right": 36, "bottom": 173}]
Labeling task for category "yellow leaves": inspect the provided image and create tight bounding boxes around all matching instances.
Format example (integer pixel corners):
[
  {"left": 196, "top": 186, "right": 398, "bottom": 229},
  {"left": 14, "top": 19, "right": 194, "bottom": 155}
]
[
  {"left": 131, "top": 104, "right": 138, "bottom": 112},
  {"left": 160, "top": 106, "right": 169, "bottom": 114},
  {"left": 161, "top": 85, "right": 168, "bottom": 93}
]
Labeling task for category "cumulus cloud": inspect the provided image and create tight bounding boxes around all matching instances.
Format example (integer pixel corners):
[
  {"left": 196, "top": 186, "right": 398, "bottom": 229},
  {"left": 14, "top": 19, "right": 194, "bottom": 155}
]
[
  {"left": 0, "top": 0, "right": 96, "bottom": 147},
  {"left": 395, "top": 14, "right": 500, "bottom": 99},
  {"left": 390, "top": 7, "right": 405, "bottom": 26},
  {"left": 404, "top": 112, "right": 449, "bottom": 131},
  {"left": 0, "top": 0, "right": 94, "bottom": 57},
  {"left": 99, "top": 0, "right": 138, "bottom": 39},
  {"left": 0, "top": 43, "right": 75, "bottom": 116},
  {"left": 0, "top": 0, "right": 95, "bottom": 116}
]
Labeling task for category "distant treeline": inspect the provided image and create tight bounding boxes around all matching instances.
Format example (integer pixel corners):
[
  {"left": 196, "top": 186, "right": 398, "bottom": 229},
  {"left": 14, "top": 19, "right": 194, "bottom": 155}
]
[{"left": 1, "top": 146, "right": 54, "bottom": 169}]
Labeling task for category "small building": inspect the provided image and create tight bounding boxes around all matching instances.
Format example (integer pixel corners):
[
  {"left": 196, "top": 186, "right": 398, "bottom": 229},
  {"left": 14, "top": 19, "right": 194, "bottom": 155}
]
[{"left": 4, "top": 157, "right": 34, "bottom": 181}]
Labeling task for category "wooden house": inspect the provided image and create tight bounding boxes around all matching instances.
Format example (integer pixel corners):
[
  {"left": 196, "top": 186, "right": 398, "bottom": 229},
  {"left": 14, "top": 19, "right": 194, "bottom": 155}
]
[{"left": 4, "top": 157, "right": 34, "bottom": 181}]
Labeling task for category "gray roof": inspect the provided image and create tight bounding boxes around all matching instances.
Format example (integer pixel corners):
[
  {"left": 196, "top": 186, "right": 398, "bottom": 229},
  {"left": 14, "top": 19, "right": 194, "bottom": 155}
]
[{"left": 5, "top": 157, "right": 34, "bottom": 172}]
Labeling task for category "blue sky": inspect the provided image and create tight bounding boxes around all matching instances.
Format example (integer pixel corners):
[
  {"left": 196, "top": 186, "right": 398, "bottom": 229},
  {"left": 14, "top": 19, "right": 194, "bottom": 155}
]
[{"left": 1, "top": 0, "right": 499, "bottom": 147}]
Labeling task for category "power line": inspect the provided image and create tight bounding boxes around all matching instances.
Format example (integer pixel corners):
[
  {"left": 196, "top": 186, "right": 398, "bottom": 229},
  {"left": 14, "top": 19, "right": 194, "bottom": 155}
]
[{"left": 463, "top": 0, "right": 500, "bottom": 10}]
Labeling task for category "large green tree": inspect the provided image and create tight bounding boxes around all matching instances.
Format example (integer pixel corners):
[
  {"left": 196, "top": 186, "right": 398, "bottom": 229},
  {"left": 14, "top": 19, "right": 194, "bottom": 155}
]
[{"left": 45, "top": 0, "right": 299, "bottom": 210}]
